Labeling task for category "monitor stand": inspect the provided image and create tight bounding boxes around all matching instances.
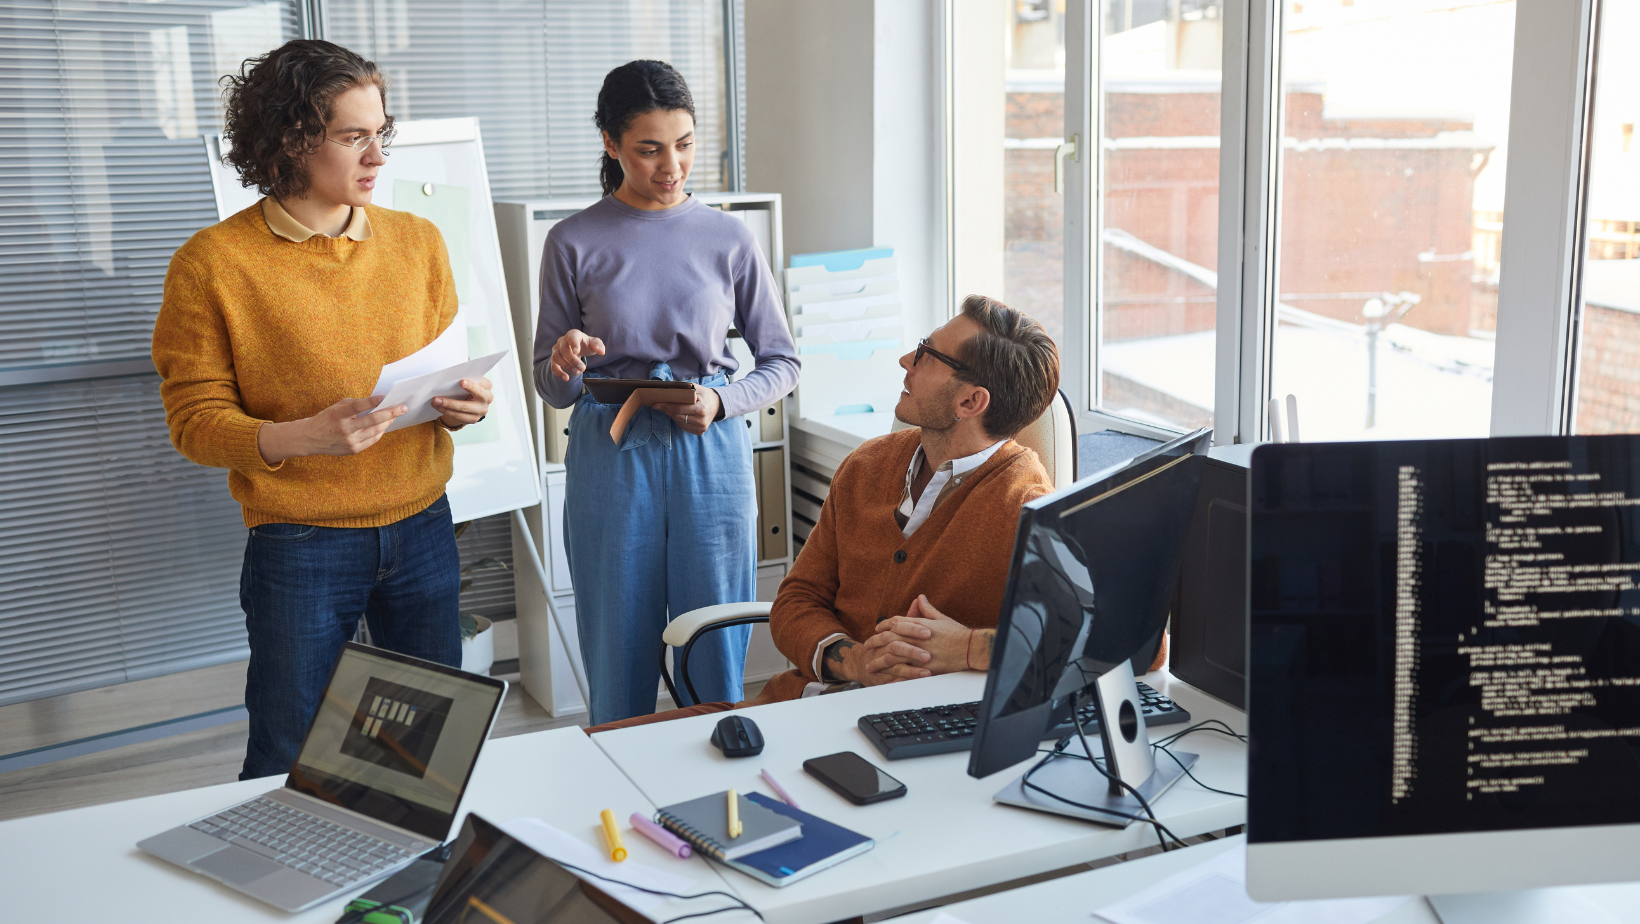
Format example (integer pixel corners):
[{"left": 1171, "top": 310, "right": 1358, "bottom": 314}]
[
  {"left": 993, "top": 659, "right": 1196, "bottom": 827},
  {"left": 1427, "top": 888, "right": 1620, "bottom": 924}
]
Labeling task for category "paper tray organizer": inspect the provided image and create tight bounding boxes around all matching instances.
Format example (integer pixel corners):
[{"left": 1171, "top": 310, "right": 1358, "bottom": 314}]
[{"left": 785, "top": 248, "right": 905, "bottom": 418}]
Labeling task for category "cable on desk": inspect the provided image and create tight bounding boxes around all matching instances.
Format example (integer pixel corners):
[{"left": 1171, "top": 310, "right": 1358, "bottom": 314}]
[
  {"left": 551, "top": 858, "right": 765, "bottom": 923},
  {"left": 1150, "top": 719, "right": 1247, "bottom": 748},
  {"left": 1019, "top": 725, "right": 1189, "bottom": 853},
  {"left": 1148, "top": 719, "right": 1248, "bottom": 799}
]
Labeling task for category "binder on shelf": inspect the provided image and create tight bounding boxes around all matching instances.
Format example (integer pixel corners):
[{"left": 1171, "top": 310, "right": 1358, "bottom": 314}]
[
  {"left": 759, "top": 402, "right": 784, "bottom": 443},
  {"left": 756, "top": 448, "right": 788, "bottom": 562}
]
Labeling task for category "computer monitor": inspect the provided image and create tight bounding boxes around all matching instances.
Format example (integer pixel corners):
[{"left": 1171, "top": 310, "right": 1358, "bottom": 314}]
[
  {"left": 1247, "top": 436, "right": 1640, "bottom": 912},
  {"left": 967, "top": 426, "right": 1211, "bottom": 825}
]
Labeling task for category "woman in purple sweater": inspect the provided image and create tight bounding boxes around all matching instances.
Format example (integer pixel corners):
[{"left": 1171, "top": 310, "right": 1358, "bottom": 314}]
[{"left": 532, "top": 60, "right": 800, "bottom": 725}]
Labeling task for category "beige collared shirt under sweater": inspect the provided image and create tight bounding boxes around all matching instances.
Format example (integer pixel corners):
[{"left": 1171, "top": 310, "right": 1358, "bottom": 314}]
[{"left": 261, "top": 197, "right": 373, "bottom": 242}]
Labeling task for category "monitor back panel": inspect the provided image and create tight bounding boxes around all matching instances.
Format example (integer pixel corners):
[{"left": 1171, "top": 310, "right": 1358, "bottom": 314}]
[{"left": 1171, "top": 455, "right": 1249, "bottom": 709}]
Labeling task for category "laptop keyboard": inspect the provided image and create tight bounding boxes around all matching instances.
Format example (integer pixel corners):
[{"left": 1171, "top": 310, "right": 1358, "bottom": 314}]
[{"left": 189, "top": 796, "right": 422, "bottom": 886}]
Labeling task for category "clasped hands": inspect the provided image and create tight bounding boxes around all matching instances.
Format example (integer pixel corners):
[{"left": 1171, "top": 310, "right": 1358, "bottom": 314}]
[{"left": 822, "top": 595, "right": 995, "bottom": 687}]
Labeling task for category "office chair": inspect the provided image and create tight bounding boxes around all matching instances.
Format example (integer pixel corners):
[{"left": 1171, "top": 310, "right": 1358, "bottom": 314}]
[{"left": 657, "top": 391, "right": 1077, "bottom": 705}]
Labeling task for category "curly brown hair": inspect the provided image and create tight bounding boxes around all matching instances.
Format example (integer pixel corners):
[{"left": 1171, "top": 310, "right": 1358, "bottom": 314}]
[{"left": 220, "top": 40, "right": 391, "bottom": 201}]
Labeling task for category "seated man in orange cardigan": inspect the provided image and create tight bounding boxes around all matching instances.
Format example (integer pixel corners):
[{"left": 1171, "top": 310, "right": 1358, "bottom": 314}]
[{"left": 589, "top": 294, "right": 1160, "bottom": 733}]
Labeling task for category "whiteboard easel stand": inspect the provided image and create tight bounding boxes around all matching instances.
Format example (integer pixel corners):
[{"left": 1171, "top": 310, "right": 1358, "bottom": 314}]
[{"left": 510, "top": 508, "right": 591, "bottom": 706}]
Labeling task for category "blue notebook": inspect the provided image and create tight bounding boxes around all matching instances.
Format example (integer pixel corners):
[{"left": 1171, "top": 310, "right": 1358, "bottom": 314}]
[{"left": 716, "top": 793, "right": 875, "bottom": 887}]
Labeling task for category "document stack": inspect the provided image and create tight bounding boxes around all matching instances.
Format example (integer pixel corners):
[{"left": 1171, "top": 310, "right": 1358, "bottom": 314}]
[{"left": 785, "top": 247, "right": 904, "bottom": 419}]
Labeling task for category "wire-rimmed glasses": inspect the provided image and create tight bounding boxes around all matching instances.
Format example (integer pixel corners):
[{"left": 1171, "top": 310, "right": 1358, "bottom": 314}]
[{"left": 327, "top": 126, "right": 397, "bottom": 155}]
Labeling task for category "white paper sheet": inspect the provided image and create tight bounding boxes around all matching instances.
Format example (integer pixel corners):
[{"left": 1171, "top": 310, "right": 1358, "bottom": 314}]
[
  {"left": 499, "top": 817, "right": 699, "bottom": 914},
  {"left": 369, "top": 320, "right": 469, "bottom": 399},
  {"left": 1094, "top": 845, "right": 1411, "bottom": 924},
  {"left": 364, "top": 350, "right": 508, "bottom": 433}
]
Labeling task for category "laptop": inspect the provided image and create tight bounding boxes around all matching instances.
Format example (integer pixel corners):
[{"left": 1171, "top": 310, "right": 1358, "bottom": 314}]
[
  {"left": 422, "top": 813, "right": 651, "bottom": 924},
  {"left": 138, "top": 642, "right": 507, "bottom": 912}
]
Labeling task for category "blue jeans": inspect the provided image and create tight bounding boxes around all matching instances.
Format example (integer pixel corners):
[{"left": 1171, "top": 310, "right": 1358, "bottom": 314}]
[
  {"left": 565, "top": 365, "right": 757, "bottom": 725},
  {"left": 238, "top": 495, "right": 462, "bottom": 780}
]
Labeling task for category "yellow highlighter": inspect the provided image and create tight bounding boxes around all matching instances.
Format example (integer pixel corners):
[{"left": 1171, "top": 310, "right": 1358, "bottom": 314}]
[
  {"left": 727, "top": 788, "right": 743, "bottom": 839},
  {"left": 600, "top": 808, "right": 627, "bottom": 862}
]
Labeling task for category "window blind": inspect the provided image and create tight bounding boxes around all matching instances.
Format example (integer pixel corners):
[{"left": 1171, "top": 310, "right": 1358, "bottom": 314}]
[
  {"left": 326, "top": 0, "right": 733, "bottom": 200},
  {"left": 1, "top": 0, "right": 298, "bottom": 372},
  {"left": 0, "top": 377, "right": 250, "bottom": 705},
  {"left": 0, "top": 0, "right": 298, "bottom": 705}
]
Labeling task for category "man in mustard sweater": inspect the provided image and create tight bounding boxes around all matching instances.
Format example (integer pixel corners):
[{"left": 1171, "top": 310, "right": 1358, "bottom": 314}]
[{"left": 152, "top": 41, "right": 491, "bottom": 779}]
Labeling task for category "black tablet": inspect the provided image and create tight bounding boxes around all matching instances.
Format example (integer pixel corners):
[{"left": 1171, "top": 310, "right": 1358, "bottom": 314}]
[{"left": 582, "top": 378, "right": 695, "bottom": 405}]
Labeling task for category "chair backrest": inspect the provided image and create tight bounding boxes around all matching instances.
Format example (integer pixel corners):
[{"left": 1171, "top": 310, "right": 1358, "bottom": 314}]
[{"left": 888, "top": 390, "right": 1077, "bottom": 488}]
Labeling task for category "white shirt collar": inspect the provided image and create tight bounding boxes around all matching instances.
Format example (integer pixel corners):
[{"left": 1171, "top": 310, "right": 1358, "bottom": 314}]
[{"left": 898, "top": 438, "right": 1008, "bottom": 537}]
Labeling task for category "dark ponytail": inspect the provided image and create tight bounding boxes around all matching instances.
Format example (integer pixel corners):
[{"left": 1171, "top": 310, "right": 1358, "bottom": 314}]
[{"left": 595, "top": 59, "right": 696, "bottom": 197}]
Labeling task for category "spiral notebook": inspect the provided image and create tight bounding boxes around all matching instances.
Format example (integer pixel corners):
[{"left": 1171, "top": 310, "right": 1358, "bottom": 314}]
[
  {"left": 720, "top": 793, "right": 875, "bottom": 888},
  {"left": 655, "top": 791, "right": 802, "bottom": 861}
]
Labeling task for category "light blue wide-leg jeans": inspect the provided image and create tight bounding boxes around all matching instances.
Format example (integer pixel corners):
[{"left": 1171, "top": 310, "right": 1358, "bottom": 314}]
[{"left": 564, "top": 365, "right": 758, "bottom": 725}]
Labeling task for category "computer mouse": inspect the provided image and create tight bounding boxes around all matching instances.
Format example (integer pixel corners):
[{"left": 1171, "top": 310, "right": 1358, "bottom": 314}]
[{"left": 710, "top": 715, "right": 765, "bottom": 758}]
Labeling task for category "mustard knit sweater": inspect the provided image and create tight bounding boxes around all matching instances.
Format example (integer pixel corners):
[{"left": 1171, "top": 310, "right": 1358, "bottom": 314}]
[{"left": 153, "top": 201, "right": 457, "bottom": 528}]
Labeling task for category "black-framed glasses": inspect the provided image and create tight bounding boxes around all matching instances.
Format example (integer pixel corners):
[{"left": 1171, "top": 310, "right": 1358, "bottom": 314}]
[
  {"left": 327, "top": 125, "right": 397, "bottom": 154},
  {"left": 914, "top": 338, "right": 976, "bottom": 377}
]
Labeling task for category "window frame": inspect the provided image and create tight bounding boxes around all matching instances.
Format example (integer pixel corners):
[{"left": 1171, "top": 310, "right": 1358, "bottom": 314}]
[
  {"left": 1489, "top": 0, "right": 1600, "bottom": 437},
  {"left": 965, "top": 0, "right": 1606, "bottom": 447}
]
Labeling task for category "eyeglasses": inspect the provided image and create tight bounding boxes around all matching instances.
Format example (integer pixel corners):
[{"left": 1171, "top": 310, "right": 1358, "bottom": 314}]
[
  {"left": 327, "top": 126, "right": 397, "bottom": 154},
  {"left": 914, "top": 338, "right": 978, "bottom": 379}
]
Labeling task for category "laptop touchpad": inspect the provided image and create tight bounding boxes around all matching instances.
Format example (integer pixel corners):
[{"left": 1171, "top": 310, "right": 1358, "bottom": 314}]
[{"left": 195, "top": 846, "right": 285, "bottom": 886}]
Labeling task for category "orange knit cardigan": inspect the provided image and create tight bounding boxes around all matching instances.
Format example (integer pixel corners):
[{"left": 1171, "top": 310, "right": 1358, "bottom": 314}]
[{"left": 757, "top": 428, "right": 1054, "bottom": 703}]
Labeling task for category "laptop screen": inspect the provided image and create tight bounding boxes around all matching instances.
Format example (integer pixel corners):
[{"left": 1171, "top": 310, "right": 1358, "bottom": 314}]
[
  {"left": 286, "top": 642, "right": 506, "bottom": 841},
  {"left": 424, "top": 813, "right": 649, "bottom": 924}
]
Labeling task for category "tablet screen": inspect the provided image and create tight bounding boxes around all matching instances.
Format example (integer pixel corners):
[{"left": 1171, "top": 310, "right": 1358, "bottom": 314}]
[{"left": 423, "top": 813, "right": 648, "bottom": 924}]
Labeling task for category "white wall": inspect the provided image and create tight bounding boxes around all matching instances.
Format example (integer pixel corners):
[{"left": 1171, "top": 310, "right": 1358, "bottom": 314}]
[{"left": 745, "top": 0, "right": 946, "bottom": 340}]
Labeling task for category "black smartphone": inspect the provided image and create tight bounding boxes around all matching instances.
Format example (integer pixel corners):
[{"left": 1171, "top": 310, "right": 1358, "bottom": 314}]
[{"left": 802, "top": 751, "right": 907, "bottom": 805}]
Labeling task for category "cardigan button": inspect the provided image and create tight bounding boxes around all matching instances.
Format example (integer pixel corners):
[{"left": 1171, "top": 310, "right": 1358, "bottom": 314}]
[{"left": 893, "top": 550, "right": 906, "bottom": 563}]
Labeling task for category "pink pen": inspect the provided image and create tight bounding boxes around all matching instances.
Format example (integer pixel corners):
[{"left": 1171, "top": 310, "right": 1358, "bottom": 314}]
[
  {"left": 629, "top": 813, "right": 691, "bottom": 859},
  {"left": 761, "top": 768, "right": 800, "bottom": 809}
]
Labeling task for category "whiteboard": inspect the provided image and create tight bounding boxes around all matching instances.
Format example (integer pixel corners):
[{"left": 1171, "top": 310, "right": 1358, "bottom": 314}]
[{"left": 203, "top": 119, "right": 540, "bottom": 523}]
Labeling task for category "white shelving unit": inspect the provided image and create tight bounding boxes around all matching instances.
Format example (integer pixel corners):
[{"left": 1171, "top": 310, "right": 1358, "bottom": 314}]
[{"left": 495, "top": 193, "right": 795, "bottom": 716}]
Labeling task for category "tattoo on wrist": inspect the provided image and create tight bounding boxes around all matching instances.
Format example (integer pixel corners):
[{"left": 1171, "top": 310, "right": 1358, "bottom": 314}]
[
  {"left": 977, "top": 631, "right": 995, "bottom": 670},
  {"left": 822, "top": 638, "right": 856, "bottom": 682}
]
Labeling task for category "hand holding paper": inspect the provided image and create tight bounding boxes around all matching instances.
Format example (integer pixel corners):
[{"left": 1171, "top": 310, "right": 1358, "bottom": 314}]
[
  {"left": 364, "top": 352, "right": 508, "bottom": 433},
  {"left": 359, "top": 324, "right": 507, "bottom": 434},
  {"left": 257, "top": 396, "right": 408, "bottom": 465}
]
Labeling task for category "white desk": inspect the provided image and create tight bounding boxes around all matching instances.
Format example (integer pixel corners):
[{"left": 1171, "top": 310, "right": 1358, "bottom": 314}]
[
  {"left": 592, "top": 669, "right": 1247, "bottom": 924},
  {"left": 0, "top": 727, "right": 753, "bottom": 923},
  {"left": 894, "top": 834, "right": 1640, "bottom": 924}
]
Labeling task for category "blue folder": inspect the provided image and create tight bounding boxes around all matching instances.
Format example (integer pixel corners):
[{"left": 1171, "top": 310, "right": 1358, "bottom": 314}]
[{"left": 716, "top": 792, "right": 875, "bottom": 887}]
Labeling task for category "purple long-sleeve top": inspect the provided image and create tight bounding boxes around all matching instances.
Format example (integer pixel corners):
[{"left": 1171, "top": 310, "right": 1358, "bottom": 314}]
[{"left": 532, "top": 194, "right": 799, "bottom": 420}]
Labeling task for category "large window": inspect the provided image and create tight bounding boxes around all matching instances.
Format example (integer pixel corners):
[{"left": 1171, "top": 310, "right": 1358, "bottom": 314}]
[
  {"left": 1095, "top": 0, "right": 1222, "bottom": 431},
  {"left": 1267, "top": 0, "right": 1513, "bottom": 442},
  {"left": 998, "top": 0, "right": 1224, "bottom": 432},
  {"left": 1572, "top": 0, "right": 1640, "bottom": 434}
]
